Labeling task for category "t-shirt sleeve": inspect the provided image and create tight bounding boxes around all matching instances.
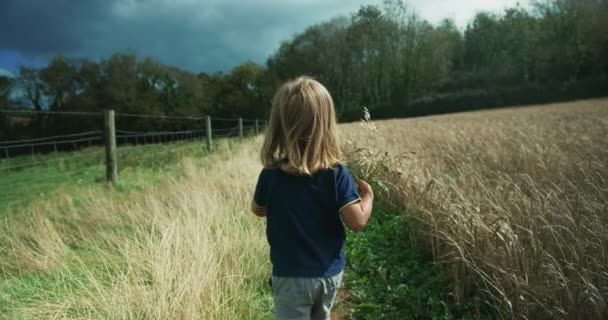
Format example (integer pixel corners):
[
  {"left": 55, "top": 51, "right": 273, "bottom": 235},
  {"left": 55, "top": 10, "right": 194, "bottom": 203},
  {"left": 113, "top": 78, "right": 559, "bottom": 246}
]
[
  {"left": 335, "top": 164, "right": 361, "bottom": 211},
  {"left": 253, "top": 169, "right": 270, "bottom": 207}
]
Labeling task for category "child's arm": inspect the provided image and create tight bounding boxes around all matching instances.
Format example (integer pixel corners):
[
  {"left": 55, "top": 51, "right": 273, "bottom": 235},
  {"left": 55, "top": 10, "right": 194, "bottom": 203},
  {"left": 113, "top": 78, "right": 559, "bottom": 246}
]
[
  {"left": 251, "top": 169, "right": 269, "bottom": 217},
  {"left": 251, "top": 200, "right": 266, "bottom": 217},
  {"left": 340, "top": 180, "right": 374, "bottom": 232}
]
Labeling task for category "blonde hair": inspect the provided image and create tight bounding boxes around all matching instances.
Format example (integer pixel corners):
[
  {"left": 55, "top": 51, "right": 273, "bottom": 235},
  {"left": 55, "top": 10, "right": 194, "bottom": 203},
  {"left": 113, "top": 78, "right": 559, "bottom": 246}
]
[{"left": 261, "top": 76, "right": 342, "bottom": 175}]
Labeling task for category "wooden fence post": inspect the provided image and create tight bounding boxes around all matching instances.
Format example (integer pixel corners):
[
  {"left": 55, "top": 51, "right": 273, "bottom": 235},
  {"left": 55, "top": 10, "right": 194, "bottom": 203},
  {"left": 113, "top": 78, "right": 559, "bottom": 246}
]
[
  {"left": 254, "top": 119, "right": 259, "bottom": 134},
  {"left": 206, "top": 115, "right": 213, "bottom": 151},
  {"left": 104, "top": 109, "right": 118, "bottom": 185},
  {"left": 239, "top": 118, "right": 244, "bottom": 138}
]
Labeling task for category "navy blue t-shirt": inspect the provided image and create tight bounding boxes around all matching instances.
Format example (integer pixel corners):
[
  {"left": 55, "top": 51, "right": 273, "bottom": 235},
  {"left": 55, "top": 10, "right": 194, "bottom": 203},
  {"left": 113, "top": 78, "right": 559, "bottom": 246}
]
[{"left": 253, "top": 164, "right": 361, "bottom": 277}]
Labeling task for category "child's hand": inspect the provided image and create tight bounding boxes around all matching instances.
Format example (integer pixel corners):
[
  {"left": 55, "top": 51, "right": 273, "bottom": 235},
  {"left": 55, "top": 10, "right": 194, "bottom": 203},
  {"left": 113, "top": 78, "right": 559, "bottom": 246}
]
[{"left": 358, "top": 180, "right": 374, "bottom": 200}]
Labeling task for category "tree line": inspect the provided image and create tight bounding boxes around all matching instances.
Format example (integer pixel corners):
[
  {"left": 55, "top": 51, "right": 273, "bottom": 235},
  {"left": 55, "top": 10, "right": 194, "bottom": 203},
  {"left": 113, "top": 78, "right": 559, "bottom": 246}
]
[{"left": 1, "top": 0, "right": 607, "bottom": 142}]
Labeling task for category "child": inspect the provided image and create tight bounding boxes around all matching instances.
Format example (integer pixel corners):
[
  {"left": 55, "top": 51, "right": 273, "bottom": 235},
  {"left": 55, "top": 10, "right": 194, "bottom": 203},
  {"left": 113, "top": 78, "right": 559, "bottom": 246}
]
[{"left": 251, "top": 76, "right": 374, "bottom": 320}]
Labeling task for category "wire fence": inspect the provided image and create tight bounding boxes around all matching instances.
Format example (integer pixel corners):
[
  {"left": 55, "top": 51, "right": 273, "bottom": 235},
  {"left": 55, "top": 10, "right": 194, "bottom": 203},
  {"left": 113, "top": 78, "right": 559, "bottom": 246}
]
[{"left": 0, "top": 109, "right": 267, "bottom": 209}]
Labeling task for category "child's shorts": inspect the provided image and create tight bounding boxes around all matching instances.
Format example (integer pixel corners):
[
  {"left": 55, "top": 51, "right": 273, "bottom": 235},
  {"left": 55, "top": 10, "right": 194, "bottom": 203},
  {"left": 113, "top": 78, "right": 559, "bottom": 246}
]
[{"left": 270, "top": 272, "right": 343, "bottom": 320}]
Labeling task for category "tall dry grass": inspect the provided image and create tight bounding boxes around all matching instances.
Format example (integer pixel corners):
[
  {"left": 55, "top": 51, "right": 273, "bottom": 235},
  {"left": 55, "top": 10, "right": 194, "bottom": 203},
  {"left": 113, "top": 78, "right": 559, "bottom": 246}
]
[
  {"left": 341, "top": 99, "right": 608, "bottom": 319},
  {"left": 0, "top": 139, "right": 271, "bottom": 319}
]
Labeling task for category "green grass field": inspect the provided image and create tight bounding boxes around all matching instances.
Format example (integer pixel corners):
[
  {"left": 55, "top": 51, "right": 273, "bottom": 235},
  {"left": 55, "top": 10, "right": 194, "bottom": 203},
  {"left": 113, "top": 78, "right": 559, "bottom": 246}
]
[
  {"left": 0, "top": 137, "right": 278, "bottom": 319},
  {"left": 0, "top": 140, "right": 210, "bottom": 210}
]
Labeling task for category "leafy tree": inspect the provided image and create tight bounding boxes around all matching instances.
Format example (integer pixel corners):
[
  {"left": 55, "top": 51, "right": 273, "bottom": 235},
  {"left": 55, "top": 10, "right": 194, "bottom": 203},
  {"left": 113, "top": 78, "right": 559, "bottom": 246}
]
[
  {"left": 0, "top": 76, "right": 12, "bottom": 108},
  {"left": 99, "top": 53, "right": 140, "bottom": 113},
  {"left": 39, "top": 56, "right": 77, "bottom": 110},
  {"left": 202, "top": 62, "right": 267, "bottom": 120},
  {"left": 18, "top": 66, "right": 46, "bottom": 111},
  {"left": 0, "top": 76, "right": 12, "bottom": 139}
]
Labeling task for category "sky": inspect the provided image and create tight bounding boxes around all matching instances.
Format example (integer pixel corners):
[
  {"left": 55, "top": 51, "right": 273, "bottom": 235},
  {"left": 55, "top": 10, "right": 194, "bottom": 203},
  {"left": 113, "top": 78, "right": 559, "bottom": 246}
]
[{"left": 0, "top": 0, "right": 530, "bottom": 75}]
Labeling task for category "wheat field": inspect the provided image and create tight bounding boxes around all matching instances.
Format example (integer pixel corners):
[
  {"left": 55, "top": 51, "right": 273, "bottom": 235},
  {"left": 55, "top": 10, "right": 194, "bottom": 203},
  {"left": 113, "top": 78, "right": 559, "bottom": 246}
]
[
  {"left": 341, "top": 98, "right": 608, "bottom": 319},
  {"left": 1, "top": 99, "right": 606, "bottom": 319}
]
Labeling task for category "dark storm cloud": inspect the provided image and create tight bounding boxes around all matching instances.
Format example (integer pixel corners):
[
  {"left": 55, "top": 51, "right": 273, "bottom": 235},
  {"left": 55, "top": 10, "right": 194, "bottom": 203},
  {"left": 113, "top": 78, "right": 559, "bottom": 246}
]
[
  {"left": 0, "top": 0, "right": 377, "bottom": 72},
  {"left": 0, "top": 1, "right": 114, "bottom": 55},
  {"left": 0, "top": 0, "right": 527, "bottom": 72}
]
